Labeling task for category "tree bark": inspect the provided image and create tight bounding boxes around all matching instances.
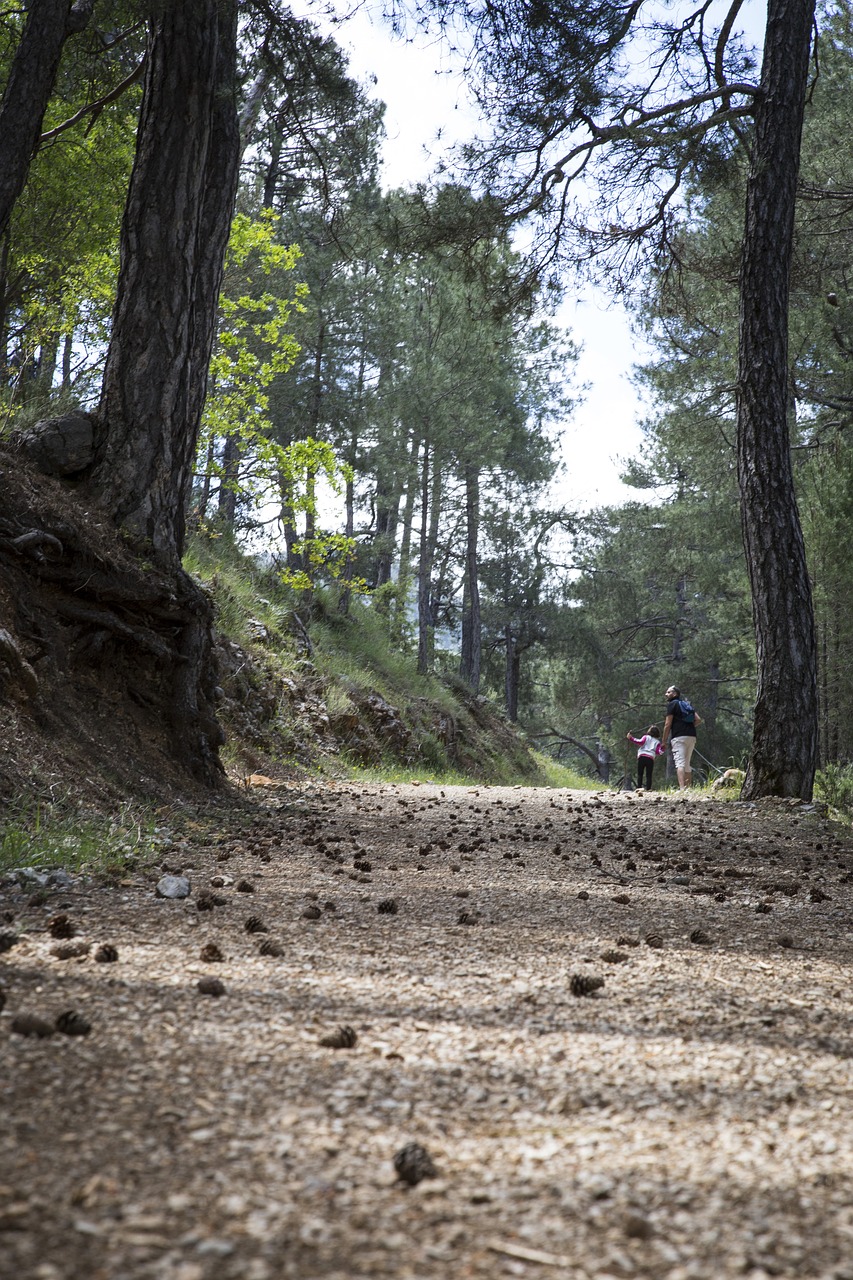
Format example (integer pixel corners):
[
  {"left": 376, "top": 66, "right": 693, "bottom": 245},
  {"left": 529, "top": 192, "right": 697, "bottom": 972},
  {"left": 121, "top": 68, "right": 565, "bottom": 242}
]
[
  {"left": 92, "top": 0, "right": 240, "bottom": 564},
  {"left": 460, "top": 462, "right": 482, "bottom": 691},
  {"left": 505, "top": 625, "right": 520, "bottom": 722},
  {"left": 737, "top": 0, "right": 818, "bottom": 799},
  {"left": 217, "top": 433, "right": 241, "bottom": 529},
  {"left": 0, "top": 0, "right": 76, "bottom": 241},
  {"left": 417, "top": 440, "right": 434, "bottom": 675}
]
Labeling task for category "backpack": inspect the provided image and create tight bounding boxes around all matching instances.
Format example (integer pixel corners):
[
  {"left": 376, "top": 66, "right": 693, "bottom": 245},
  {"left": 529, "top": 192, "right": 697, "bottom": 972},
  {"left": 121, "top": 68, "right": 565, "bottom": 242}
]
[{"left": 676, "top": 698, "right": 695, "bottom": 724}]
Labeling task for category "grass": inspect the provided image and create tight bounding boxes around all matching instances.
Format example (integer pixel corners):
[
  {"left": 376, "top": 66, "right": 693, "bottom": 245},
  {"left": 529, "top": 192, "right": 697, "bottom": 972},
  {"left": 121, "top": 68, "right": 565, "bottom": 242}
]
[
  {"left": 529, "top": 751, "right": 600, "bottom": 790},
  {"left": 0, "top": 803, "right": 171, "bottom": 879}
]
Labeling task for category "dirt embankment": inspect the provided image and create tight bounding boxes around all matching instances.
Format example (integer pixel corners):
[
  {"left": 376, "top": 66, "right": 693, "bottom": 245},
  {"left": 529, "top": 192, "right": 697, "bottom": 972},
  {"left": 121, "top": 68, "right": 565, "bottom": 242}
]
[{"left": 2, "top": 781, "right": 853, "bottom": 1280}]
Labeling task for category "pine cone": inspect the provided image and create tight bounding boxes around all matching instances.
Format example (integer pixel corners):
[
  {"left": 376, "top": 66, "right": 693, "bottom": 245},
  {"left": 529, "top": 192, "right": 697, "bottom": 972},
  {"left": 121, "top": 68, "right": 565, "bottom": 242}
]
[
  {"left": 0, "top": 931, "right": 18, "bottom": 954},
  {"left": 689, "top": 928, "right": 712, "bottom": 945},
  {"left": 244, "top": 915, "right": 268, "bottom": 933},
  {"left": 55, "top": 1009, "right": 91, "bottom": 1036},
  {"left": 197, "top": 976, "right": 226, "bottom": 997},
  {"left": 755, "top": 903, "right": 772, "bottom": 914},
  {"left": 777, "top": 934, "right": 795, "bottom": 949},
  {"left": 570, "top": 973, "right": 605, "bottom": 997},
  {"left": 353, "top": 858, "right": 373, "bottom": 872},
  {"left": 457, "top": 910, "right": 478, "bottom": 925},
  {"left": 319, "top": 1024, "right": 358, "bottom": 1049},
  {"left": 809, "top": 887, "right": 829, "bottom": 903},
  {"left": 235, "top": 879, "right": 255, "bottom": 894},
  {"left": 644, "top": 932, "right": 664, "bottom": 948},
  {"left": 200, "top": 942, "right": 224, "bottom": 962},
  {"left": 615, "top": 934, "right": 641, "bottom": 947},
  {"left": 600, "top": 949, "right": 628, "bottom": 964},
  {"left": 48, "top": 914, "right": 76, "bottom": 939},
  {"left": 377, "top": 898, "right": 399, "bottom": 915},
  {"left": 258, "top": 938, "right": 283, "bottom": 957},
  {"left": 50, "top": 940, "right": 90, "bottom": 960},
  {"left": 11, "top": 1012, "right": 54, "bottom": 1038},
  {"left": 393, "top": 1142, "right": 437, "bottom": 1186},
  {"left": 195, "top": 891, "right": 220, "bottom": 911},
  {"left": 0, "top": 986, "right": 5, "bottom": 1013}
]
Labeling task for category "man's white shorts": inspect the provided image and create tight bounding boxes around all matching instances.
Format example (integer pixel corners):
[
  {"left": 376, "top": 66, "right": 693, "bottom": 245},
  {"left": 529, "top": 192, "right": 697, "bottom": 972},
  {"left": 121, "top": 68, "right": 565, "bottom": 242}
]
[{"left": 671, "top": 736, "right": 696, "bottom": 772}]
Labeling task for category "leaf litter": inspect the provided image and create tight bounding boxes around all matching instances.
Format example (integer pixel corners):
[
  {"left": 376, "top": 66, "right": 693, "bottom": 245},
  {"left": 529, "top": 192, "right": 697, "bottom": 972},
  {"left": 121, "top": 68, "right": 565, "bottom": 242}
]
[{"left": 2, "top": 781, "right": 853, "bottom": 1278}]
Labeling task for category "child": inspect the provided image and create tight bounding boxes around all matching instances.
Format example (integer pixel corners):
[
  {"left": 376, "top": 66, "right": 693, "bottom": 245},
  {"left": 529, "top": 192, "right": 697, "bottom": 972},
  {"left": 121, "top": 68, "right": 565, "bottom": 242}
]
[{"left": 626, "top": 724, "right": 664, "bottom": 790}]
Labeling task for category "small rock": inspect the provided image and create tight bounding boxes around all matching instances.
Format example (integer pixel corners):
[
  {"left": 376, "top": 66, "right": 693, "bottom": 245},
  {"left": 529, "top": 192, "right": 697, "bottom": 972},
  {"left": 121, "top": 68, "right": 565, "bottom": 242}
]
[{"left": 156, "top": 875, "right": 191, "bottom": 900}]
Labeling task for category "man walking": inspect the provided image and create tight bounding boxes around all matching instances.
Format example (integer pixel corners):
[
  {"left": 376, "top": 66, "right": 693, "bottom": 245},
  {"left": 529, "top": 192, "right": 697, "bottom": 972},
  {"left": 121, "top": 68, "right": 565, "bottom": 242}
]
[{"left": 661, "top": 685, "right": 703, "bottom": 789}]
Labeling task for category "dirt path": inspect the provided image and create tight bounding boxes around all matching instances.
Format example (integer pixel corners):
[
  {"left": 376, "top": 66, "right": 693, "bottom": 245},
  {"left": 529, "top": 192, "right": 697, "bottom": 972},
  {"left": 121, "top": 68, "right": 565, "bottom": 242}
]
[{"left": 2, "top": 781, "right": 853, "bottom": 1280}]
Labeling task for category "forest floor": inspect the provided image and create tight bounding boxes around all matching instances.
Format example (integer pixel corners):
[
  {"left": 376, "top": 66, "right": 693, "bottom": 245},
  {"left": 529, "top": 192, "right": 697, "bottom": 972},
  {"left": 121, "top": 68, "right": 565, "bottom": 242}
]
[{"left": 2, "top": 778, "right": 853, "bottom": 1280}]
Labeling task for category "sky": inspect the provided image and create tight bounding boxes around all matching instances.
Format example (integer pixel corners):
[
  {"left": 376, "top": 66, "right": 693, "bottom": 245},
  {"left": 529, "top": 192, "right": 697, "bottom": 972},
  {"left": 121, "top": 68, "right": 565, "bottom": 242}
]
[{"left": 325, "top": 6, "right": 656, "bottom": 512}]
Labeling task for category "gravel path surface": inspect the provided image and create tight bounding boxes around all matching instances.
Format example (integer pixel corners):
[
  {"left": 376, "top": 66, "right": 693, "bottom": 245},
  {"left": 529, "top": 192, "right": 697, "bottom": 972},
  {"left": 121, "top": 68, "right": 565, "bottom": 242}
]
[{"left": 2, "top": 780, "right": 853, "bottom": 1280}]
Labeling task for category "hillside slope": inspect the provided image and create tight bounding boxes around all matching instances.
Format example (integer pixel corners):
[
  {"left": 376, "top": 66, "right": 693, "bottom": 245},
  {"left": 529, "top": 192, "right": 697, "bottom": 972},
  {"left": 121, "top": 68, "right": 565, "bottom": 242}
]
[{"left": 0, "top": 453, "right": 557, "bottom": 809}]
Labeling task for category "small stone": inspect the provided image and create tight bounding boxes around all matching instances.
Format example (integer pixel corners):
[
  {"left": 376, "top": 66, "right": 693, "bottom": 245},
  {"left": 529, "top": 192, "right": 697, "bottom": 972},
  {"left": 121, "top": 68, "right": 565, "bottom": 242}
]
[
  {"left": 0, "top": 930, "right": 19, "bottom": 954},
  {"left": 301, "top": 904, "right": 322, "bottom": 920},
  {"left": 457, "top": 910, "right": 478, "bottom": 925},
  {"left": 156, "top": 875, "right": 191, "bottom": 900}
]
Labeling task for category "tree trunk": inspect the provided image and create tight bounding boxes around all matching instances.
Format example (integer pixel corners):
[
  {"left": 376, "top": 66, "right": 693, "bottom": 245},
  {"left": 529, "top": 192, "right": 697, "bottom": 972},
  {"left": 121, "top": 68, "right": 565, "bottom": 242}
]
[
  {"left": 217, "top": 433, "right": 241, "bottom": 529},
  {"left": 92, "top": 0, "right": 240, "bottom": 565},
  {"left": 505, "top": 625, "right": 520, "bottom": 722},
  {"left": 88, "top": 0, "right": 238, "bottom": 786},
  {"left": 737, "top": 0, "right": 818, "bottom": 800},
  {"left": 459, "top": 462, "right": 481, "bottom": 691},
  {"left": 417, "top": 441, "right": 434, "bottom": 675},
  {"left": 0, "top": 0, "right": 83, "bottom": 240}
]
